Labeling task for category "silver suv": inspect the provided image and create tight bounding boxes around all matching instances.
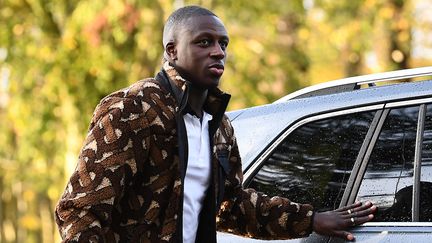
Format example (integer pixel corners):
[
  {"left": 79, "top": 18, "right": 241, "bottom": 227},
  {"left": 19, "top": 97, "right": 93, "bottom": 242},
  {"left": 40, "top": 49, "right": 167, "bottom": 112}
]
[{"left": 218, "top": 67, "right": 432, "bottom": 243}]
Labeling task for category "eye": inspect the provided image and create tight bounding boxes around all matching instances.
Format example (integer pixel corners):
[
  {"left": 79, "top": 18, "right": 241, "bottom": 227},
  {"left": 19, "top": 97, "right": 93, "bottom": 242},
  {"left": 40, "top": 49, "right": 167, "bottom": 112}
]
[
  {"left": 198, "top": 39, "right": 211, "bottom": 47},
  {"left": 219, "top": 40, "right": 229, "bottom": 50}
]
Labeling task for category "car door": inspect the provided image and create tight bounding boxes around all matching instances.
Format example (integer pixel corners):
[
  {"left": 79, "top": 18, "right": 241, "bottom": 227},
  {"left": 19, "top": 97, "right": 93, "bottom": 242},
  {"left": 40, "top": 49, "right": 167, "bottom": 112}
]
[
  {"left": 218, "top": 104, "right": 383, "bottom": 242},
  {"left": 329, "top": 99, "right": 432, "bottom": 243}
]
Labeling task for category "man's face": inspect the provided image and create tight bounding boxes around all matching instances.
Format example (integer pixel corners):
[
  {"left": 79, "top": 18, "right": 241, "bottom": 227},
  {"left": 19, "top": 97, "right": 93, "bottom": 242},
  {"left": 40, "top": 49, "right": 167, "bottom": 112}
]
[{"left": 170, "top": 15, "right": 229, "bottom": 89}]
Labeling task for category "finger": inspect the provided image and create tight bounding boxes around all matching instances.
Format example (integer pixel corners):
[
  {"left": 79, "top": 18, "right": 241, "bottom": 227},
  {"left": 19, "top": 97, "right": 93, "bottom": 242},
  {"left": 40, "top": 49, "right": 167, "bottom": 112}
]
[
  {"left": 351, "top": 214, "right": 374, "bottom": 225},
  {"left": 336, "top": 208, "right": 352, "bottom": 215},
  {"left": 335, "top": 201, "right": 362, "bottom": 212},
  {"left": 356, "top": 201, "right": 373, "bottom": 210},
  {"left": 349, "top": 205, "right": 377, "bottom": 218},
  {"left": 344, "top": 201, "right": 374, "bottom": 215},
  {"left": 334, "top": 230, "right": 355, "bottom": 241}
]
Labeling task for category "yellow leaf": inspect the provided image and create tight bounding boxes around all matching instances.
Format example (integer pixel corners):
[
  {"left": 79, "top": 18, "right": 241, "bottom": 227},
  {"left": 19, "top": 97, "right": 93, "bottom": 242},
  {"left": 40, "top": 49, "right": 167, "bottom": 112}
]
[{"left": 20, "top": 215, "right": 40, "bottom": 230}]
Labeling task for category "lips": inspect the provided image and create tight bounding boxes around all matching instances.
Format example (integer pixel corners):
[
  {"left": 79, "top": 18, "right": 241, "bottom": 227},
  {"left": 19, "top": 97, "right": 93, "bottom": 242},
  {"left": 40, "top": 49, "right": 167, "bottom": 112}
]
[{"left": 208, "top": 63, "right": 224, "bottom": 77}]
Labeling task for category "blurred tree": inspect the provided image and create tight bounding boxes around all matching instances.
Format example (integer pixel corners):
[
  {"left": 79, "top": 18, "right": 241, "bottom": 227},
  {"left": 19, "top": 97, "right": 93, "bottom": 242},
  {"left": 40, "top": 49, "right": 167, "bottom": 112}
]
[
  {"left": 0, "top": 0, "right": 168, "bottom": 242},
  {"left": 212, "top": 0, "right": 309, "bottom": 108},
  {"left": 374, "top": 0, "right": 413, "bottom": 71},
  {"left": 312, "top": 0, "right": 377, "bottom": 77},
  {"left": 312, "top": 0, "right": 413, "bottom": 79}
]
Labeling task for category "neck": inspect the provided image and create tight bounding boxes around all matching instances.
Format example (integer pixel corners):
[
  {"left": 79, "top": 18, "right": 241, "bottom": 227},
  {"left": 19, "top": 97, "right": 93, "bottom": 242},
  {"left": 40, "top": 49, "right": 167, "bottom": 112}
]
[{"left": 187, "top": 85, "right": 208, "bottom": 118}]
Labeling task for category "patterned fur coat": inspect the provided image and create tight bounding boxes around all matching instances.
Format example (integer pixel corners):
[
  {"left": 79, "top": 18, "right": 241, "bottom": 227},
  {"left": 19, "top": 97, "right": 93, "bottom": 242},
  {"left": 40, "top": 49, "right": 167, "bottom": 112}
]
[{"left": 55, "top": 62, "right": 314, "bottom": 242}]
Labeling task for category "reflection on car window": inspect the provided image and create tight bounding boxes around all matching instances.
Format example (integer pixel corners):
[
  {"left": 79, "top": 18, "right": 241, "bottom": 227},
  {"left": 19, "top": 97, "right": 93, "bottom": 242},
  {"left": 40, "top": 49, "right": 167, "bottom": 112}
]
[
  {"left": 420, "top": 105, "right": 432, "bottom": 222},
  {"left": 248, "top": 111, "right": 376, "bottom": 212},
  {"left": 357, "top": 106, "right": 418, "bottom": 222}
]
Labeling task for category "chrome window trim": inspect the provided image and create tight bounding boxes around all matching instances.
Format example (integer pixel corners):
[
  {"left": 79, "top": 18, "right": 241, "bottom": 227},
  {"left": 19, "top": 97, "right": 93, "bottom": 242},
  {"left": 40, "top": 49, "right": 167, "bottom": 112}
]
[
  {"left": 413, "top": 104, "right": 426, "bottom": 221},
  {"left": 243, "top": 104, "right": 384, "bottom": 183},
  {"left": 385, "top": 97, "right": 432, "bottom": 108},
  {"left": 361, "top": 222, "right": 432, "bottom": 227}
]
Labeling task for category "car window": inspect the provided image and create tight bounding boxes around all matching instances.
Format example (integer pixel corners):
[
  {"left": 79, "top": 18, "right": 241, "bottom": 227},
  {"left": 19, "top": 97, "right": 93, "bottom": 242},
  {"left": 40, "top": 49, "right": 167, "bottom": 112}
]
[
  {"left": 248, "top": 110, "right": 376, "bottom": 212},
  {"left": 356, "top": 106, "right": 419, "bottom": 222},
  {"left": 420, "top": 104, "right": 432, "bottom": 222}
]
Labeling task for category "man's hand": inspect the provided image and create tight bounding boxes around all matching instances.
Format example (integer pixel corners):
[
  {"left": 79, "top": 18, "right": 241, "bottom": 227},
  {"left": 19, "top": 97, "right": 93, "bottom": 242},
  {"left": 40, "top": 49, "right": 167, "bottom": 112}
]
[{"left": 312, "top": 201, "right": 377, "bottom": 241}]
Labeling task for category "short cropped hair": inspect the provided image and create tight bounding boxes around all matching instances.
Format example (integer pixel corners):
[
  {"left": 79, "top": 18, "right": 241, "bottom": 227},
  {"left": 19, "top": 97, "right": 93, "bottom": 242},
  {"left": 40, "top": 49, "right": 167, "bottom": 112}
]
[{"left": 162, "top": 5, "right": 217, "bottom": 47}]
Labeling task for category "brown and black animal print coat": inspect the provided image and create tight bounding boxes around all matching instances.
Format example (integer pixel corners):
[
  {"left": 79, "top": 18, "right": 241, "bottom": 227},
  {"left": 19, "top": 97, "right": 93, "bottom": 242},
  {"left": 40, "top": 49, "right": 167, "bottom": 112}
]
[{"left": 55, "top": 62, "right": 314, "bottom": 242}]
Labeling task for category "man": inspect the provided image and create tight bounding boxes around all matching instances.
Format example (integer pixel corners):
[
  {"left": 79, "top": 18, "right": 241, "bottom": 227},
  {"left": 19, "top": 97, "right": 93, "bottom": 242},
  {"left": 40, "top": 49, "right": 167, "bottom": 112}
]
[{"left": 55, "top": 5, "right": 376, "bottom": 243}]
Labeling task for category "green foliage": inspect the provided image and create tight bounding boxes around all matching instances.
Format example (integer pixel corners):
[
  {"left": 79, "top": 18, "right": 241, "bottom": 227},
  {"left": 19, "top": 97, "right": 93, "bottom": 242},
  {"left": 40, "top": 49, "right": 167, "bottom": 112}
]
[{"left": 214, "top": 0, "right": 309, "bottom": 108}]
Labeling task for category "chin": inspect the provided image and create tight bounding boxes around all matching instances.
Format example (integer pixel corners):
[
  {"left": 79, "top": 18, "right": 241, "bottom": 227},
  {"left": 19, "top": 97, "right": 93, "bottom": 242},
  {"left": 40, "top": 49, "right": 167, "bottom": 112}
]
[
  {"left": 208, "top": 80, "right": 220, "bottom": 89},
  {"left": 210, "top": 77, "right": 222, "bottom": 86},
  {"left": 194, "top": 79, "right": 220, "bottom": 90}
]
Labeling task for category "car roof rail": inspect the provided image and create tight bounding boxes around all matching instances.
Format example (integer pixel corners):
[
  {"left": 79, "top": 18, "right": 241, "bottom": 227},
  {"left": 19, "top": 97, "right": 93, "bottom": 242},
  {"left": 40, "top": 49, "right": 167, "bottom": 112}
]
[{"left": 274, "top": 66, "right": 432, "bottom": 103}]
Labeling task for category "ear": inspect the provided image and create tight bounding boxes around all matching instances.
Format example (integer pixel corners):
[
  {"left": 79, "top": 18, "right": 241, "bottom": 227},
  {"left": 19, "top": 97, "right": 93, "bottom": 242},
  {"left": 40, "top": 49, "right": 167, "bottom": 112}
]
[{"left": 165, "top": 41, "right": 177, "bottom": 61}]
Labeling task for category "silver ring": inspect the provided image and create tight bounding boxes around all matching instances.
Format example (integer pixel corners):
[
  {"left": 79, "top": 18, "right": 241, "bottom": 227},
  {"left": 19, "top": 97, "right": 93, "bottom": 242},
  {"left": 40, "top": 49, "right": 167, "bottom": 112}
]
[
  {"left": 347, "top": 209, "right": 352, "bottom": 214},
  {"left": 350, "top": 217, "right": 355, "bottom": 226}
]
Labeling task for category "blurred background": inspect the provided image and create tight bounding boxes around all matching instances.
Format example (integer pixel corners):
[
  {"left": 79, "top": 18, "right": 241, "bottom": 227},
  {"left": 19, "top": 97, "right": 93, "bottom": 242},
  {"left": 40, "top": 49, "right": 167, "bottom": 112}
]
[{"left": 1, "top": 0, "right": 432, "bottom": 242}]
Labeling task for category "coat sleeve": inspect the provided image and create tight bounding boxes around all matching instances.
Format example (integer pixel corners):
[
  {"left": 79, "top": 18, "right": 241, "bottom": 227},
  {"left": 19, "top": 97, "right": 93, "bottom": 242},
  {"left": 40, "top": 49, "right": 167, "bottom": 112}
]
[
  {"left": 216, "top": 119, "right": 314, "bottom": 240},
  {"left": 54, "top": 96, "right": 148, "bottom": 242}
]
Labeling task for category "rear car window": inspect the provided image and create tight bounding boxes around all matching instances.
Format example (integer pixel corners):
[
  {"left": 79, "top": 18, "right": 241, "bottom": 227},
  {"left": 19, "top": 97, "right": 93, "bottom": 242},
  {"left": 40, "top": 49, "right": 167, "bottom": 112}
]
[
  {"left": 357, "top": 104, "right": 432, "bottom": 222},
  {"left": 248, "top": 110, "right": 376, "bottom": 211}
]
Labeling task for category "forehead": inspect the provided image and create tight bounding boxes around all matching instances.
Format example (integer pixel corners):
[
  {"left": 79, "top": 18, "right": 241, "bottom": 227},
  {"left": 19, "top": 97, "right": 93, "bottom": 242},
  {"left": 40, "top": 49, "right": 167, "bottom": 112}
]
[{"left": 180, "top": 15, "right": 228, "bottom": 38}]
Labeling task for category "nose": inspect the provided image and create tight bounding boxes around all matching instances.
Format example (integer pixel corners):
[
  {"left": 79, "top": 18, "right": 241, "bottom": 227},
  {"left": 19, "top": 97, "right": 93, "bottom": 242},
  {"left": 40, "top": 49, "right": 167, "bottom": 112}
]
[{"left": 210, "top": 43, "right": 225, "bottom": 59}]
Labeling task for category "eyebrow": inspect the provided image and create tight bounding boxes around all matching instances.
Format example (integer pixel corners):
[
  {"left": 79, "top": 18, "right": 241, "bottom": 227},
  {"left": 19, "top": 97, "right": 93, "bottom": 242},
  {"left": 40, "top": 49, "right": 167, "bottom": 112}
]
[{"left": 194, "top": 32, "right": 230, "bottom": 41}]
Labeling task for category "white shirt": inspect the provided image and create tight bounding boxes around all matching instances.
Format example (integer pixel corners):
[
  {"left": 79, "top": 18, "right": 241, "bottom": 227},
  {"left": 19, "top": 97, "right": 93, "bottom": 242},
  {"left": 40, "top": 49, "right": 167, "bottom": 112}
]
[{"left": 182, "top": 111, "right": 213, "bottom": 243}]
